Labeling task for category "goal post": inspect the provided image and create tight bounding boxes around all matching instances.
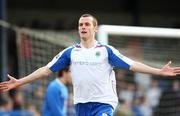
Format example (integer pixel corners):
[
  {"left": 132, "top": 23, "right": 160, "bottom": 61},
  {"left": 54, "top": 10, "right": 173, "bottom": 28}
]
[{"left": 98, "top": 25, "right": 180, "bottom": 44}]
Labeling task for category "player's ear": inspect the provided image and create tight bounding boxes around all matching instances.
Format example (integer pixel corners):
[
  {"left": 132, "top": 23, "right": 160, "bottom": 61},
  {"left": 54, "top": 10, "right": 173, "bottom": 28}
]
[{"left": 94, "top": 26, "right": 98, "bottom": 33}]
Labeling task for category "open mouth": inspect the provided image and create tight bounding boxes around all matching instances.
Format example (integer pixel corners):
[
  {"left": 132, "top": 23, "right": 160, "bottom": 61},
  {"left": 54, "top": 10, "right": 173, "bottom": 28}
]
[{"left": 81, "top": 31, "right": 87, "bottom": 34}]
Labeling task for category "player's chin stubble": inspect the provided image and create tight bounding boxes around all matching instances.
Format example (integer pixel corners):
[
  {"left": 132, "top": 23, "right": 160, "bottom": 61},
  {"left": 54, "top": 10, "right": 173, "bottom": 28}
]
[{"left": 81, "top": 37, "right": 88, "bottom": 41}]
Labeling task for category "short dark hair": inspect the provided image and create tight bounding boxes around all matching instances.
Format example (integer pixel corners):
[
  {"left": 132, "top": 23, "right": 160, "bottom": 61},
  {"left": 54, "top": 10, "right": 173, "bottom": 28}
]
[
  {"left": 80, "top": 14, "right": 98, "bottom": 26},
  {"left": 58, "top": 67, "right": 70, "bottom": 77}
]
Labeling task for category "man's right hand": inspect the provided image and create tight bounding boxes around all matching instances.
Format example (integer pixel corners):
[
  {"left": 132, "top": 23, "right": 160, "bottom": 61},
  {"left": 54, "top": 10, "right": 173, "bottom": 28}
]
[
  {"left": 0, "top": 66, "right": 52, "bottom": 93},
  {"left": 0, "top": 74, "right": 20, "bottom": 92}
]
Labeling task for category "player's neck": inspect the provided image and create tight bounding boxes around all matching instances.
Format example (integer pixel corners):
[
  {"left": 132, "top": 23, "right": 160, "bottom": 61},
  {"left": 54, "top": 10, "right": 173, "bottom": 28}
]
[
  {"left": 58, "top": 78, "right": 66, "bottom": 84},
  {"left": 81, "top": 38, "right": 96, "bottom": 49}
]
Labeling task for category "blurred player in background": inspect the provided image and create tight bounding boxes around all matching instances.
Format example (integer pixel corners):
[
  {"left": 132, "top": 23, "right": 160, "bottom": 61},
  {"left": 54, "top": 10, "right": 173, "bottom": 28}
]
[
  {"left": 0, "top": 95, "right": 13, "bottom": 112},
  {"left": 43, "top": 67, "right": 71, "bottom": 116},
  {"left": 0, "top": 14, "right": 180, "bottom": 116}
]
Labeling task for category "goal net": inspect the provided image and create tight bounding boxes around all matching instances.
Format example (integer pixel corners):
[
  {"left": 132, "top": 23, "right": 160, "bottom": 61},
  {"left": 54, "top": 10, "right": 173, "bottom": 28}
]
[
  {"left": 15, "top": 28, "right": 78, "bottom": 113},
  {"left": 0, "top": 19, "right": 77, "bottom": 114},
  {"left": 98, "top": 25, "right": 180, "bottom": 116}
]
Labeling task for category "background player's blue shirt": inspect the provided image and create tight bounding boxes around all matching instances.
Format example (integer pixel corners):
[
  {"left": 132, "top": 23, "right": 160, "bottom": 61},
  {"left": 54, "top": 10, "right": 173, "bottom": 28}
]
[{"left": 43, "top": 79, "right": 68, "bottom": 116}]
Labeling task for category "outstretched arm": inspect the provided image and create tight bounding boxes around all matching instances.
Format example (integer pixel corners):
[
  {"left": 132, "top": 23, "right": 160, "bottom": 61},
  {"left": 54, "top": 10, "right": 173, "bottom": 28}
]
[
  {"left": 0, "top": 66, "right": 52, "bottom": 92},
  {"left": 0, "top": 46, "right": 72, "bottom": 93},
  {"left": 130, "top": 61, "right": 180, "bottom": 76},
  {"left": 105, "top": 45, "right": 180, "bottom": 77}
]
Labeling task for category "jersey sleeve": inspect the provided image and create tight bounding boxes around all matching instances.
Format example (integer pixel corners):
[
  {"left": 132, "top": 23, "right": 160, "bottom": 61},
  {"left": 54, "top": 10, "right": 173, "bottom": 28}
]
[
  {"left": 105, "top": 45, "right": 134, "bottom": 70},
  {"left": 47, "top": 46, "right": 73, "bottom": 72}
]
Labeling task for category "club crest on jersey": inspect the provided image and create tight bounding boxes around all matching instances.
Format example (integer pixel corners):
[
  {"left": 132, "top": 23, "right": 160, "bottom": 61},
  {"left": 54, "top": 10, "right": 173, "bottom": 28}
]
[{"left": 95, "top": 51, "right": 101, "bottom": 58}]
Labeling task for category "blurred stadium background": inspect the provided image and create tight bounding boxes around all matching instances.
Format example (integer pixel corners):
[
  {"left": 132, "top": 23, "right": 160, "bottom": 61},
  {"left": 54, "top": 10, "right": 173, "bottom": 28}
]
[{"left": 0, "top": 0, "right": 180, "bottom": 116}]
